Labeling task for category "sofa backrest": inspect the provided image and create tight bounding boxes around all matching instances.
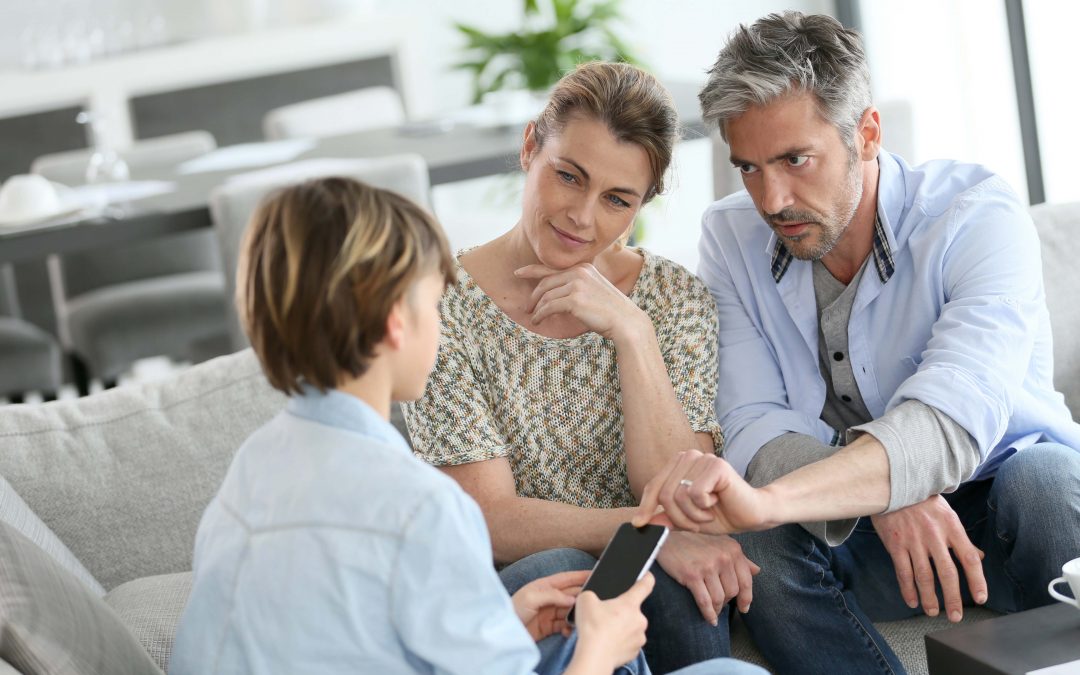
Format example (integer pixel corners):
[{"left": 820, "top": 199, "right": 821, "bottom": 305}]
[
  {"left": 1031, "top": 202, "right": 1080, "bottom": 418},
  {"left": 0, "top": 350, "right": 285, "bottom": 591}
]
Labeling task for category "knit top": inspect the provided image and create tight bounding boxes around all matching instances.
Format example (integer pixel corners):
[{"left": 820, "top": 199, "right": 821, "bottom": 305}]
[{"left": 402, "top": 247, "right": 723, "bottom": 509}]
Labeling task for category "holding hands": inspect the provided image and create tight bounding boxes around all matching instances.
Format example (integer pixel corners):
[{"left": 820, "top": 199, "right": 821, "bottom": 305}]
[
  {"left": 632, "top": 449, "right": 775, "bottom": 535},
  {"left": 515, "top": 263, "right": 648, "bottom": 342}
]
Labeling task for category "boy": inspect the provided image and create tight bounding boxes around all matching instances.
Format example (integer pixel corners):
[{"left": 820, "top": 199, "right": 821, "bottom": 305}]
[{"left": 169, "top": 177, "right": 665, "bottom": 674}]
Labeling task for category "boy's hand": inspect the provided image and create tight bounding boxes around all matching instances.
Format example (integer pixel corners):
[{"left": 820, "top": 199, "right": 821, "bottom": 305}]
[
  {"left": 570, "top": 573, "right": 654, "bottom": 672},
  {"left": 510, "top": 570, "right": 589, "bottom": 641}
]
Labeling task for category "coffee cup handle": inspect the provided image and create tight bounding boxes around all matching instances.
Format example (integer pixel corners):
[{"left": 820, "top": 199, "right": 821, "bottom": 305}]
[{"left": 1048, "top": 577, "right": 1079, "bottom": 607}]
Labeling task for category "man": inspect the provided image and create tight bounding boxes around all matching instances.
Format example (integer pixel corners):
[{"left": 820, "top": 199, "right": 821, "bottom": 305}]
[{"left": 634, "top": 11, "right": 1080, "bottom": 675}]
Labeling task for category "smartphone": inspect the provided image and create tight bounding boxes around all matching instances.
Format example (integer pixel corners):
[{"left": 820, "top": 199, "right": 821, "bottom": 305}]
[{"left": 567, "top": 522, "right": 669, "bottom": 625}]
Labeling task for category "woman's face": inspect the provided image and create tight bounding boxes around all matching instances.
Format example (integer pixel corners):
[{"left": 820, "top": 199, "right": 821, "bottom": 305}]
[{"left": 518, "top": 115, "right": 654, "bottom": 269}]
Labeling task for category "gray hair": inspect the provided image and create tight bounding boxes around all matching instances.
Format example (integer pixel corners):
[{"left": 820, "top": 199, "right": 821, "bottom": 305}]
[{"left": 699, "top": 12, "right": 871, "bottom": 147}]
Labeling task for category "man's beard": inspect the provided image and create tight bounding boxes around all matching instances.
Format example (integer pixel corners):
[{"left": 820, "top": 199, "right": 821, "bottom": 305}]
[{"left": 767, "top": 156, "right": 863, "bottom": 261}]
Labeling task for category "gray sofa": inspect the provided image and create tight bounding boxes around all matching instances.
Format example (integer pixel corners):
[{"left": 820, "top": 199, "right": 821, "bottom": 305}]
[{"left": 0, "top": 202, "right": 1075, "bottom": 674}]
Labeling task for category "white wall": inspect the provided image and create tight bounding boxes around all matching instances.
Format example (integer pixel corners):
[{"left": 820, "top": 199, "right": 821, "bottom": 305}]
[
  {"left": 860, "top": 1, "right": 1028, "bottom": 202},
  {"left": 1025, "top": 1, "right": 1080, "bottom": 204},
  {"left": 2, "top": 0, "right": 831, "bottom": 270}
]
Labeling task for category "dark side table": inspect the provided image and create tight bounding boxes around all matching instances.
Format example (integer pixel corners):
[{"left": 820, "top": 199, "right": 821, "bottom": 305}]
[{"left": 926, "top": 603, "right": 1080, "bottom": 674}]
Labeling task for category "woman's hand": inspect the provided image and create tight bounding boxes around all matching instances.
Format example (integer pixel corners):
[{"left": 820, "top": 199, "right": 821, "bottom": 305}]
[
  {"left": 656, "top": 531, "right": 760, "bottom": 622},
  {"left": 510, "top": 570, "right": 590, "bottom": 641},
  {"left": 566, "top": 573, "right": 654, "bottom": 675},
  {"left": 515, "top": 263, "right": 649, "bottom": 343},
  {"left": 633, "top": 449, "right": 774, "bottom": 535}
]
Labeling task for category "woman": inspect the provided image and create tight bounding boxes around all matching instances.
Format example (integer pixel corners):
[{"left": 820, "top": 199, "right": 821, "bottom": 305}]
[{"left": 403, "top": 62, "right": 759, "bottom": 674}]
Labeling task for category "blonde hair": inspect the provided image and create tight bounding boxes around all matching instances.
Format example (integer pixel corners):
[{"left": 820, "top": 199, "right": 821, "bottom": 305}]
[
  {"left": 238, "top": 177, "right": 455, "bottom": 395},
  {"left": 534, "top": 61, "right": 679, "bottom": 203}
]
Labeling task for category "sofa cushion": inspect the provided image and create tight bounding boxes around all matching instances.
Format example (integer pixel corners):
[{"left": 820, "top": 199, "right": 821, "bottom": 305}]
[
  {"left": 1031, "top": 201, "right": 1080, "bottom": 417},
  {"left": 0, "top": 349, "right": 285, "bottom": 591},
  {"left": 105, "top": 572, "right": 193, "bottom": 672},
  {"left": 0, "top": 520, "right": 162, "bottom": 675},
  {"left": 0, "top": 472, "right": 103, "bottom": 596}
]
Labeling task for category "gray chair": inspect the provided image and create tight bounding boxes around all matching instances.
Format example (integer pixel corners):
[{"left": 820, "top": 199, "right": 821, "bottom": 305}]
[
  {"left": 209, "top": 154, "right": 431, "bottom": 352},
  {"left": 31, "top": 132, "right": 230, "bottom": 392},
  {"left": 1030, "top": 201, "right": 1080, "bottom": 417},
  {"left": 261, "top": 86, "right": 406, "bottom": 140},
  {"left": 0, "top": 264, "right": 62, "bottom": 402}
]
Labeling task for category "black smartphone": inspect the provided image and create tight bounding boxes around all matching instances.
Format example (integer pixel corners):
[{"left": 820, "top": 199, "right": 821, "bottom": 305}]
[{"left": 567, "top": 522, "right": 669, "bottom": 625}]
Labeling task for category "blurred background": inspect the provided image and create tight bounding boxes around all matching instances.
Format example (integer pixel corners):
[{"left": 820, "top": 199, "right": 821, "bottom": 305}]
[{"left": 0, "top": 0, "right": 1075, "bottom": 401}]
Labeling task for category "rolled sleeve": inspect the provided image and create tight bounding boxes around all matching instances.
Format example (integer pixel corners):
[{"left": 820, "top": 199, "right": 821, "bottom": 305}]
[{"left": 888, "top": 182, "right": 1044, "bottom": 457}]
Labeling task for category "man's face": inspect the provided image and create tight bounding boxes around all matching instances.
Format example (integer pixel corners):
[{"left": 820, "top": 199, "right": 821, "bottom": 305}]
[{"left": 726, "top": 92, "right": 863, "bottom": 260}]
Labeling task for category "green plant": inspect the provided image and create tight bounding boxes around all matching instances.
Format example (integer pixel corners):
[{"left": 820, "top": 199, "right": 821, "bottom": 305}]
[{"left": 453, "top": 0, "right": 641, "bottom": 104}]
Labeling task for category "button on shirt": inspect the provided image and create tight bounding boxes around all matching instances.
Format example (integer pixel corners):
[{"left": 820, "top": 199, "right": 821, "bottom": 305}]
[
  {"left": 698, "top": 151, "right": 1080, "bottom": 502},
  {"left": 170, "top": 388, "right": 540, "bottom": 675}
]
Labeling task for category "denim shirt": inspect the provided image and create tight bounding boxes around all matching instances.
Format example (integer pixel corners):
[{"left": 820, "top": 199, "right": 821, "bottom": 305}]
[
  {"left": 170, "top": 387, "right": 539, "bottom": 674},
  {"left": 698, "top": 150, "right": 1080, "bottom": 480}
]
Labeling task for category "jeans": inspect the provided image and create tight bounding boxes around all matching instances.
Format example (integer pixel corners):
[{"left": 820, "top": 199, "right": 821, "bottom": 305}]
[
  {"left": 500, "top": 548, "right": 759, "bottom": 675},
  {"left": 736, "top": 442, "right": 1080, "bottom": 675}
]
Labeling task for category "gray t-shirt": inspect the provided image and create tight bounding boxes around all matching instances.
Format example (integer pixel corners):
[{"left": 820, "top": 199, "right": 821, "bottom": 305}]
[{"left": 746, "top": 259, "right": 981, "bottom": 545}]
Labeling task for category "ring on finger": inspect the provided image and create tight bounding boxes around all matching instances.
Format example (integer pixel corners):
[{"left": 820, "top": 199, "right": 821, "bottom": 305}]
[{"left": 679, "top": 479, "right": 694, "bottom": 488}]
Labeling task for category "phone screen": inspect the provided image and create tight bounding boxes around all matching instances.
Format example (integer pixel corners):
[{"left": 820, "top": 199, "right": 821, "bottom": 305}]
[{"left": 567, "top": 523, "right": 669, "bottom": 624}]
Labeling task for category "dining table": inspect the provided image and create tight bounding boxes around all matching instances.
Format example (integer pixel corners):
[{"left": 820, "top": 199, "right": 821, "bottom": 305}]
[{"left": 0, "top": 81, "right": 709, "bottom": 265}]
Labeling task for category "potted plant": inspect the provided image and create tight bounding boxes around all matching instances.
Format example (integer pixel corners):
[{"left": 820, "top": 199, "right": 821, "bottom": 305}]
[{"left": 453, "top": 0, "right": 641, "bottom": 105}]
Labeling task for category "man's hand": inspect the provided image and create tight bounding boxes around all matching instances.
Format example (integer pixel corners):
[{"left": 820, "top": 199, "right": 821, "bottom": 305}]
[
  {"left": 510, "top": 570, "right": 590, "bottom": 641},
  {"left": 871, "top": 495, "right": 987, "bottom": 622},
  {"left": 632, "top": 449, "right": 773, "bottom": 534},
  {"left": 656, "top": 531, "right": 760, "bottom": 624}
]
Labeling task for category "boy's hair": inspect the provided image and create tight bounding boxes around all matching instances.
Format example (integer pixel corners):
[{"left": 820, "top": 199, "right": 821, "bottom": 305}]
[{"left": 237, "top": 176, "right": 455, "bottom": 395}]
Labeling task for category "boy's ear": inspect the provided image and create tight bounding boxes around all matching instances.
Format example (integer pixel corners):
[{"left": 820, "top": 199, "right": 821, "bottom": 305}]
[{"left": 383, "top": 300, "right": 406, "bottom": 351}]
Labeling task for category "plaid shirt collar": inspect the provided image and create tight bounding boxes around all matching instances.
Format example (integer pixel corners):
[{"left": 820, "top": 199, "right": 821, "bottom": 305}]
[{"left": 770, "top": 211, "right": 895, "bottom": 284}]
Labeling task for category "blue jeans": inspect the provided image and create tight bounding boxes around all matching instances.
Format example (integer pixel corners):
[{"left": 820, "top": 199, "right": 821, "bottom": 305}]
[
  {"left": 500, "top": 548, "right": 758, "bottom": 675},
  {"left": 533, "top": 631, "right": 764, "bottom": 675},
  {"left": 736, "top": 442, "right": 1080, "bottom": 675}
]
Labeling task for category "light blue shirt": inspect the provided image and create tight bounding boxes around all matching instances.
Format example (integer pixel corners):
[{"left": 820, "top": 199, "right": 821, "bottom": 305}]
[
  {"left": 698, "top": 151, "right": 1080, "bottom": 481},
  {"left": 170, "top": 387, "right": 540, "bottom": 675}
]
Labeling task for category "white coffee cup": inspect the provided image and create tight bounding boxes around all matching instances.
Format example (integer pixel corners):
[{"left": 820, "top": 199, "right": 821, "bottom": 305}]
[
  {"left": 0, "top": 174, "right": 63, "bottom": 226},
  {"left": 1048, "top": 557, "right": 1080, "bottom": 609}
]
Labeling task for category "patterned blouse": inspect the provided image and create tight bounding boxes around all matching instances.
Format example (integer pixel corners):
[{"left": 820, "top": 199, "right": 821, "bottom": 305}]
[{"left": 402, "top": 247, "right": 722, "bottom": 509}]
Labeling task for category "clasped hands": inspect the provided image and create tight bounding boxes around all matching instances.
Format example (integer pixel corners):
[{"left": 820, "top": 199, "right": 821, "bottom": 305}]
[
  {"left": 515, "top": 263, "right": 647, "bottom": 341},
  {"left": 631, "top": 449, "right": 989, "bottom": 622}
]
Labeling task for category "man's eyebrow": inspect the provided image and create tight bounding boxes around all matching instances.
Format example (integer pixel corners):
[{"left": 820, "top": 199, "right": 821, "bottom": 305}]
[
  {"left": 729, "top": 146, "right": 816, "bottom": 166},
  {"left": 559, "top": 157, "right": 643, "bottom": 198}
]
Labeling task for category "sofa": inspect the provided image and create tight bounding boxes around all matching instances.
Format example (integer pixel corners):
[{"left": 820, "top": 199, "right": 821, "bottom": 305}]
[{"left": 0, "top": 203, "right": 1075, "bottom": 674}]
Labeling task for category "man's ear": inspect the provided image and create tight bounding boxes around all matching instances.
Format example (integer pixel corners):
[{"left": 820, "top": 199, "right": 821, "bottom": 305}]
[
  {"left": 856, "top": 106, "right": 882, "bottom": 161},
  {"left": 383, "top": 300, "right": 406, "bottom": 351},
  {"left": 520, "top": 121, "right": 539, "bottom": 171}
]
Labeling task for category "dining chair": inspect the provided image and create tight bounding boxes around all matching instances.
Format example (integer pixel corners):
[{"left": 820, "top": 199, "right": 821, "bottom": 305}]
[
  {"left": 261, "top": 86, "right": 406, "bottom": 140},
  {"left": 31, "top": 131, "right": 230, "bottom": 394},
  {"left": 209, "top": 154, "right": 431, "bottom": 352},
  {"left": 30, "top": 131, "right": 216, "bottom": 186},
  {"left": 0, "top": 264, "right": 62, "bottom": 403}
]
